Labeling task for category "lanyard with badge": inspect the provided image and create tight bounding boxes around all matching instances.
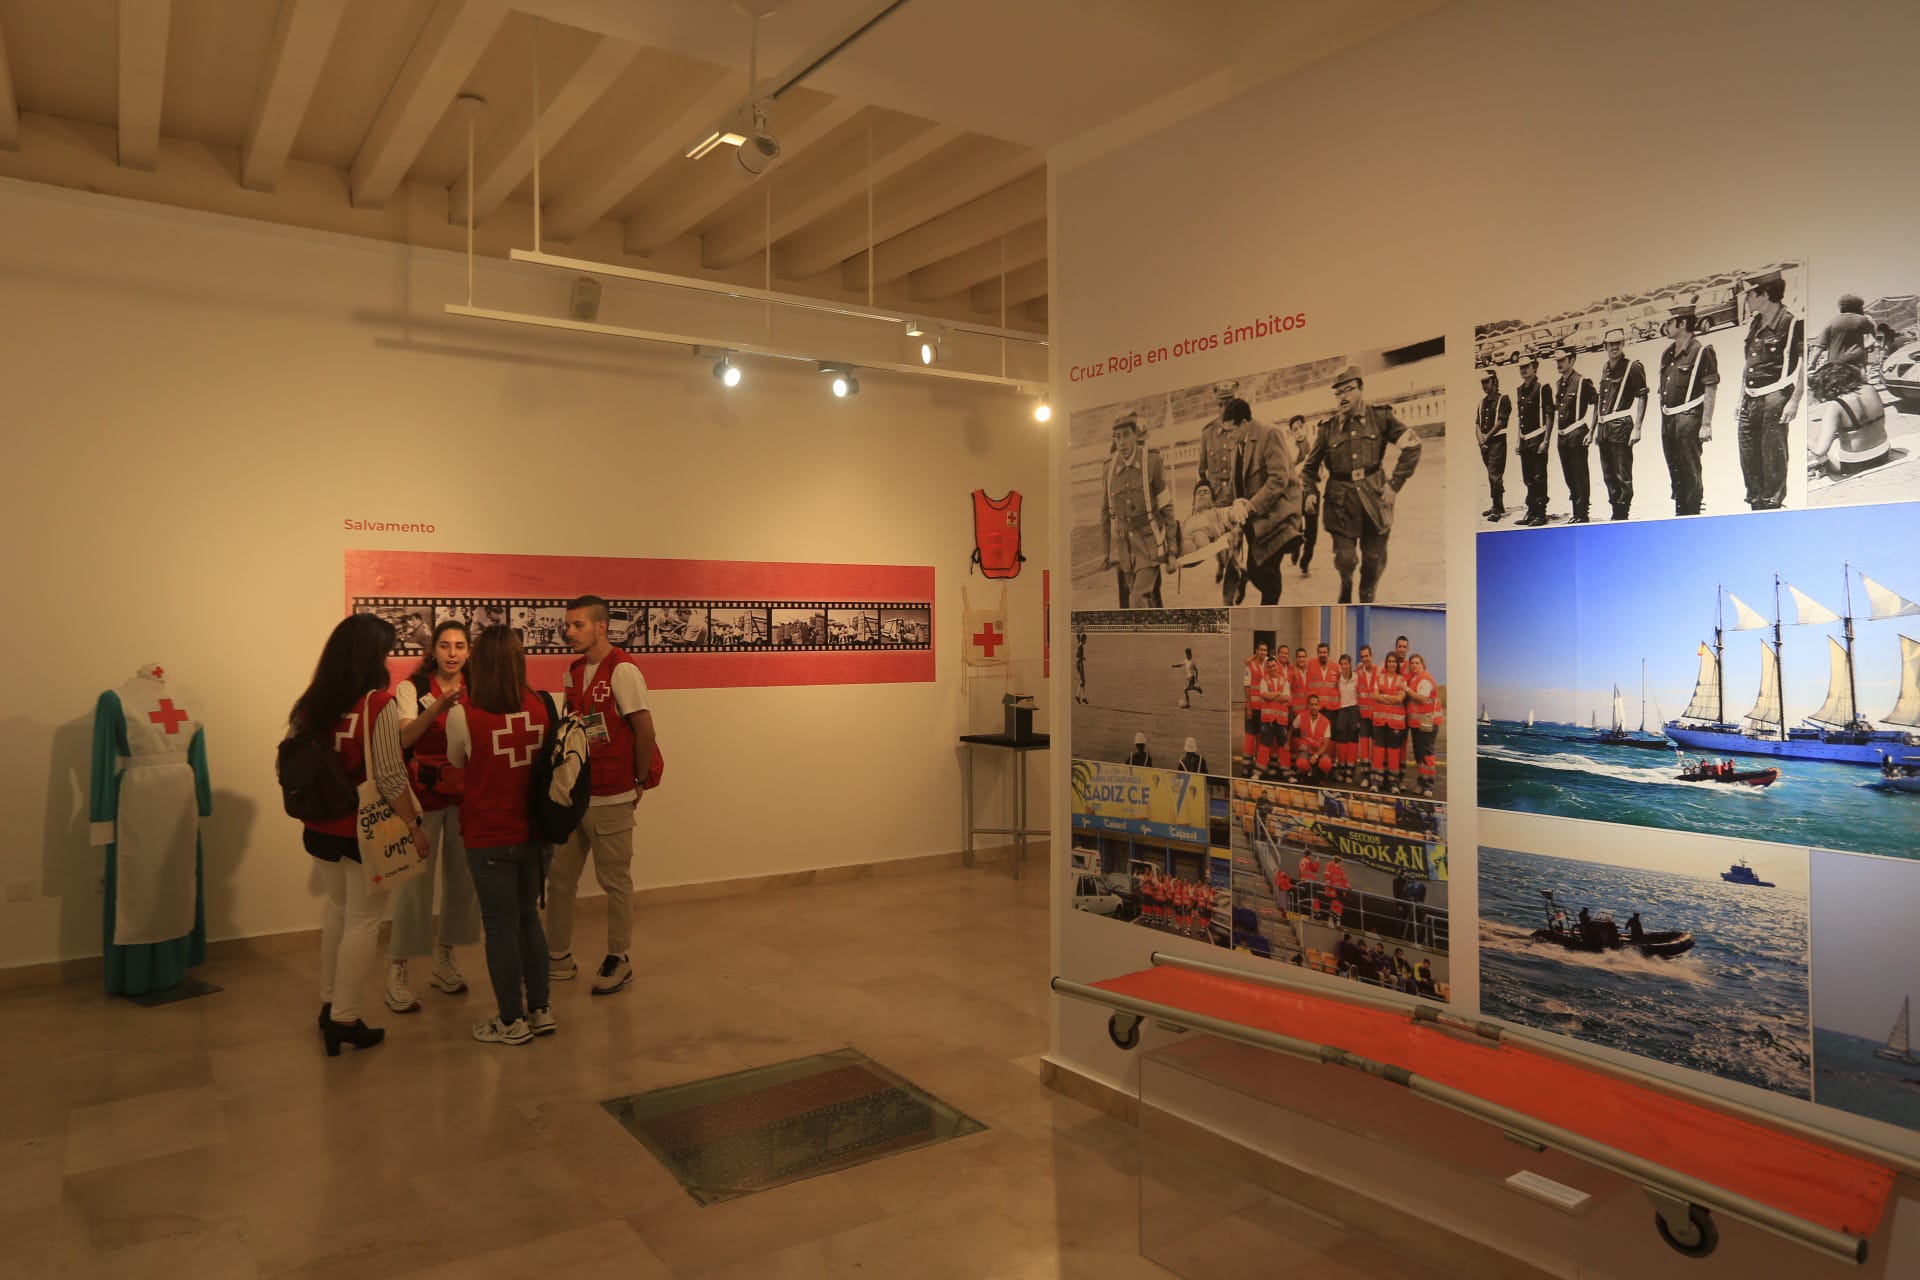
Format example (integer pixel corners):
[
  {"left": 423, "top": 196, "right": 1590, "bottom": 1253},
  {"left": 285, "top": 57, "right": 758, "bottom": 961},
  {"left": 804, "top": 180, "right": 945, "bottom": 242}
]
[{"left": 578, "top": 665, "right": 613, "bottom": 746}]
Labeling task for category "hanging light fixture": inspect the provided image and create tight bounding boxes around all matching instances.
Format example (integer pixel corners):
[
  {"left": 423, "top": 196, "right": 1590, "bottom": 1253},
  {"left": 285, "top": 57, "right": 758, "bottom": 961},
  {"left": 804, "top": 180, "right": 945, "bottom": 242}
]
[
  {"left": 712, "top": 352, "right": 742, "bottom": 387},
  {"left": 1033, "top": 399, "right": 1052, "bottom": 423},
  {"left": 820, "top": 363, "right": 861, "bottom": 397}
]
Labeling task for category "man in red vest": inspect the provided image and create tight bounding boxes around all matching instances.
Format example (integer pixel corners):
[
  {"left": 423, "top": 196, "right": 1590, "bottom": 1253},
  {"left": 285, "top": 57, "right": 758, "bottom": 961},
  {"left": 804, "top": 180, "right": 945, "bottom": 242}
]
[{"left": 548, "top": 594, "right": 658, "bottom": 995}]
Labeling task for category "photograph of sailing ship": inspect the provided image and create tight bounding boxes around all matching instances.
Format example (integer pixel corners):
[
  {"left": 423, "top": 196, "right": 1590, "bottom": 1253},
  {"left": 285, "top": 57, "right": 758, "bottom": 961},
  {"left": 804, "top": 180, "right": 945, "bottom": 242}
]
[
  {"left": 1478, "top": 504, "right": 1920, "bottom": 859},
  {"left": 1480, "top": 840, "right": 1812, "bottom": 1098},
  {"left": 1810, "top": 849, "right": 1920, "bottom": 1131}
]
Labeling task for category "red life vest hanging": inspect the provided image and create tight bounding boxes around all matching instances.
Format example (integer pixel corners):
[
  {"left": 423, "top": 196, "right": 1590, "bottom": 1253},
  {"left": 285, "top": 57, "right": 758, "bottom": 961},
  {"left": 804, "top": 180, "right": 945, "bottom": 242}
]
[{"left": 970, "top": 489, "right": 1026, "bottom": 579}]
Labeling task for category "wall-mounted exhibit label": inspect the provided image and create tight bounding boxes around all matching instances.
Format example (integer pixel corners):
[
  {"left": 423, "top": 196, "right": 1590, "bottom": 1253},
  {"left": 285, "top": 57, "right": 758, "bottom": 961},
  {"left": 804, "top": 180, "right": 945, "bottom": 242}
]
[
  {"left": 344, "top": 518, "right": 437, "bottom": 533},
  {"left": 1068, "top": 308, "right": 1309, "bottom": 384},
  {"left": 345, "top": 550, "right": 934, "bottom": 690}
]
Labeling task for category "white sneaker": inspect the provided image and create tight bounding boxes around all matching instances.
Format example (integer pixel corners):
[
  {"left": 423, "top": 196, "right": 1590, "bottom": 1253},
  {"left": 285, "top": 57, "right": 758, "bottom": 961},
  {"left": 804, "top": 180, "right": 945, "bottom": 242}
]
[
  {"left": 591, "top": 954, "right": 632, "bottom": 995},
  {"left": 472, "top": 1016, "right": 533, "bottom": 1045},
  {"left": 548, "top": 952, "right": 578, "bottom": 981},
  {"left": 528, "top": 1007, "right": 557, "bottom": 1036},
  {"left": 384, "top": 960, "right": 421, "bottom": 1013},
  {"left": 430, "top": 947, "right": 468, "bottom": 994}
]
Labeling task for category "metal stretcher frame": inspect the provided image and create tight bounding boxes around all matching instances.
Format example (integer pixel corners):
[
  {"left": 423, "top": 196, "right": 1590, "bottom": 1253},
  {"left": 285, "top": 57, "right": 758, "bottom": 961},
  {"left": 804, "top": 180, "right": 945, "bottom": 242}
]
[{"left": 1053, "top": 952, "right": 1910, "bottom": 1265}]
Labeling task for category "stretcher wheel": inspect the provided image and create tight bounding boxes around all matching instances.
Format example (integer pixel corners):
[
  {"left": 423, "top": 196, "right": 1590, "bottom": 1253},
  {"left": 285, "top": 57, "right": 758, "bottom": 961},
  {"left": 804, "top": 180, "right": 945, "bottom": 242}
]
[
  {"left": 1108, "top": 1012, "right": 1141, "bottom": 1050},
  {"left": 1653, "top": 1203, "right": 1717, "bottom": 1258}
]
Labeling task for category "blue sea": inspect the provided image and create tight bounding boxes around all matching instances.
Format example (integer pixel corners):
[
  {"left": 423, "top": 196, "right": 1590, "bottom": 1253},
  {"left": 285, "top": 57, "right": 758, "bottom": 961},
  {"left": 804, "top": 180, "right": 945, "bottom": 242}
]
[
  {"left": 1813, "top": 1027, "right": 1920, "bottom": 1132},
  {"left": 1479, "top": 846, "right": 1812, "bottom": 1098},
  {"left": 1477, "top": 723, "right": 1920, "bottom": 860}
]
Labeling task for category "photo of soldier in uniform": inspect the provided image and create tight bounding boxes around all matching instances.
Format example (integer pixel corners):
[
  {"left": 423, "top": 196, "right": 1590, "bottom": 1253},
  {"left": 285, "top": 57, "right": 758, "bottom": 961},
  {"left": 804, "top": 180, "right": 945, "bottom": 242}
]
[
  {"left": 1069, "top": 609, "right": 1230, "bottom": 775},
  {"left": 1231, "top": 777, "right": 1449, "bottom": 999},
  {"left": 509, "top": 604, "right": 568, "bottom": 652},
  {"left": 827, "top": 607, "right": 879, "bottom": 645},
  {"left": 1230, "top": 604, "right": 1448, "bottom": 800},
  {"left": 1068, "top": 339, "right": 1446, "bottom": 611},
  {"left": 354, "top": 600, "right": 433, "bottom": 652},
  {"left": 770, "top": 607, "right": 827, "bottom": 647},
  {"left": 1475, "top": 260, "right": 1806, "bottom": 525},
  {"left": 880, "top": 606, "right": 931, "bottom": 645},
  {"left": 1805, "top": 288, "right": 1918, "bottom": 509}
]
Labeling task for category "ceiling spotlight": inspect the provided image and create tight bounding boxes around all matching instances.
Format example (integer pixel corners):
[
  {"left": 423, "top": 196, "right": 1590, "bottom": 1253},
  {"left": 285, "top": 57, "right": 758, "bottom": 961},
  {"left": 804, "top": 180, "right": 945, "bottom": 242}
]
[
  {"left": 918, "top": 336, "right": 943, "bottom": 366},
  {"left": 733, "top": 101, "right": 781, "bottom": 179},
  {"left": 712, "top": 353, "right": 742, "bottom": 387},
  {"left": 820, "top": 363, "right": 860, "bottom": 398},
  {"left": 904, "top": 319, "right": 929, "bottom": 338},
  {"left": 1033, "top": 400, "right": 1052, "bottom": 423}
]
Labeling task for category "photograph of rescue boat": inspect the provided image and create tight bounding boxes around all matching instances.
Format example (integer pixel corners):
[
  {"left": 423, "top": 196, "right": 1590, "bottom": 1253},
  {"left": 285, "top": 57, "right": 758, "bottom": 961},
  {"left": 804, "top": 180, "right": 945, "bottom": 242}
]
[{"left": 1479, "top": 836, "right": 1811, "bottom": 1099}]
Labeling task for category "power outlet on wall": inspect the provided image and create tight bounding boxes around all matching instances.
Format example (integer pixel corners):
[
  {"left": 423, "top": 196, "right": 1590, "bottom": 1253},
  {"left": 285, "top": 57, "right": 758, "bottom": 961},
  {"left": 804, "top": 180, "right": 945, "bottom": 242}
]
[{"left": 3, "top": 878, "right": 32, "bottom": 902}]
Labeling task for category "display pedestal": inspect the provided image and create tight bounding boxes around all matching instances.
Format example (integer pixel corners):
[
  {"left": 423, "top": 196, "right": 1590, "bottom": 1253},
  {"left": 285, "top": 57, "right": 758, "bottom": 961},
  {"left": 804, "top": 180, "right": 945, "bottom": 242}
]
[
  {"left": 958, "top": 733, "right": 1049, "bottom": 880},
  {"left": 1137, "top": 1033, "right": 1624, "bottom": 1280}
]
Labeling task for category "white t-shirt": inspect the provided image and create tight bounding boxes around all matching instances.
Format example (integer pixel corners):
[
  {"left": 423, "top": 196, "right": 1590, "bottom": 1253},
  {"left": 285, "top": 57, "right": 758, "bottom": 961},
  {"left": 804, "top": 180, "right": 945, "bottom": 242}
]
[
  {"left": 566, "top": 657, "right": 652, "bottom": 805},
  {"left": 444, "top": 705, "right": 472, "bottom": 767},
  {"left": 394, "top": 674, "right": 458, "bottom": 723}
]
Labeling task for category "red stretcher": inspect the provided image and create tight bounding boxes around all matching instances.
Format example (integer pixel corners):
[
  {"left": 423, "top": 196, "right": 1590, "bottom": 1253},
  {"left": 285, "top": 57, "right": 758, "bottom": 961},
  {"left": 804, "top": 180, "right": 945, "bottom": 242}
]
[{"left": 1054, "top": 953, "right": 1905, "bottom": 1264}]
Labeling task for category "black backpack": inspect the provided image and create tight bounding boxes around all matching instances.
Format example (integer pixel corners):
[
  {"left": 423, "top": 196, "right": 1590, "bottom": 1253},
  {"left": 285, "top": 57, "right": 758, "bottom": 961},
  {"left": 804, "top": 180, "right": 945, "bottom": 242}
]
[
  {"left": 276, "top": 729, "right": 357, "bottom": 823},
  {"left": 528, "top": 691, "right": 592, "bottom": 844}
]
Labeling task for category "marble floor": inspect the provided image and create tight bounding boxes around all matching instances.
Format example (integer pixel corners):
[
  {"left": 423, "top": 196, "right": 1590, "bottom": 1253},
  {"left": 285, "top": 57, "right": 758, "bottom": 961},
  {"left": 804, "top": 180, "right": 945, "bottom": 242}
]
[{"left": 0, "top": 863, "right": 1185, "bottom": 1280}]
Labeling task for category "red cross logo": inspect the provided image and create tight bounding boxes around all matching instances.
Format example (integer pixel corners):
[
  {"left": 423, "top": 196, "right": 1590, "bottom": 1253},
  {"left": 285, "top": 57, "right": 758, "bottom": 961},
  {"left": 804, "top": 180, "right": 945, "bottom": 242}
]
[
  {"left": 148, "top": 699, "right": 190, "bottom": 735},
  {"left": 492, "top": 712, "right": 545, "bottom": 768},
  {"left": 972, "top": 621, "right": 1004, "bottom": 658},
  {"left": 152, "top": 665, "right": 165, "bottom": 680},
  {"left": 589, "top": 680, "right": 610, "bottom": 705},
  {"left": 334, "top": 712, "right": 360, "bottom": 752}
]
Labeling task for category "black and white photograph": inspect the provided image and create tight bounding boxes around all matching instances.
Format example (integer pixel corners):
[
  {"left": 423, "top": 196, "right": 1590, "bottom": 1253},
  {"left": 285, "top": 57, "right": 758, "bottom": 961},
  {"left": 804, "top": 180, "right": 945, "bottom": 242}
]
[
  {"left": 1474, "top": 259, "right": 1806, "bottom": 526},
  {"left": 648, "top": 604, "right": 712, "bottom": 648},
  {"left": 1228, "top": 604, "right": 1449, "bottom": 801},
  {"left": 509, "top": 603, "right": 567, "bottom": 651},
  {"left": 770, "top": 606, "right": 827, "bottom": 647},
  {"left": 880, "top": 605, "right": 931, "bottom": 645},
  {"left": 827, "top": 606, "right": 878, "bottom": 645},
  {"left": 605, "top": 602, "right": 644, "bottom": 648},
  {"left": 354, "top": 599, "right": 433, "bottom": 652},
  {"left": 1479, "top": 837, "right": 1811, "bottom": 1099},
  {"left": 710, "top": 606, "right": 770, "bottom": 648},
  {"left": 1069, "top": 760, "right": 1231, "bottom": 947},
  {"left": 1069, "top": 608, "right": 1230, "bottom": 774},
  {"left": 1810, "top": 848, "right": 1920, "bottom": 1132},
  {"left": 1231, "top": 777, "right": 1449, "bottom": 1000},
  {"left": 1067, "top": 339, "right": 1446, "bottom": 611},
  {"left": 1805, "top": 288, "right": 1919, "bottom": 508}
]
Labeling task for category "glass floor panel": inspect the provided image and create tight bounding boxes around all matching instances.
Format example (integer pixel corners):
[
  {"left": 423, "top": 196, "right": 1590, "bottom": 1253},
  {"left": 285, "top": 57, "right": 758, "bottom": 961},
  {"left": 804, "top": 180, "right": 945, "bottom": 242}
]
[{"left": 601, "top": 1047, "right": 988, "bottom": 1205}]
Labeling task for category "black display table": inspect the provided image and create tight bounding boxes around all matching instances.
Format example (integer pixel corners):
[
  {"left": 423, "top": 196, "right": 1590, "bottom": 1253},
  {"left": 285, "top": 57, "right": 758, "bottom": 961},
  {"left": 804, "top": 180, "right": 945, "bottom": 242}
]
[{"left": 959, "top": 732, "right": 1050, "bottom": 880}]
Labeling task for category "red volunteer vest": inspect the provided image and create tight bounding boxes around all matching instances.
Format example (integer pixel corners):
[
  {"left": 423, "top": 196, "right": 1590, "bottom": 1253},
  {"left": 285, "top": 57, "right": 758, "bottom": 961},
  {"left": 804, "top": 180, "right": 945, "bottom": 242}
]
[
  {"left": 1375, "top": 672, "right": 1407, "bottom": 730},
  {"left": 1406, "top": 673, "right": 1442, "bottom": 731},
  {"left": 568, "top": 647, "right": 662, "bottom": 796},
  {"left": 1357, "top": 666, "right": 1378, "bottom": 721},
  {"left": 1306, "top": 658, "right": 1339, "bottom": 707},
  {"left": 410, "top": 674, "right": 459, "bottom": 812},
  {"left": 305, "top": 689, "right": 397, "bottom": 838},
  {"left": 970, "top": 489, "right": 1025, "bottom": 579},
  {"left": 460, "top": 691, "right": 549, "bottom": 848},
  {"left": 1262, "top": 663, "right": 1288, "bottom": 722},
  {"left": 1293, "top": 710, "right": 1331, "bottom": 755},
  {"left": 1290, "top": 667, "right": 1310, "bottom": 716}
]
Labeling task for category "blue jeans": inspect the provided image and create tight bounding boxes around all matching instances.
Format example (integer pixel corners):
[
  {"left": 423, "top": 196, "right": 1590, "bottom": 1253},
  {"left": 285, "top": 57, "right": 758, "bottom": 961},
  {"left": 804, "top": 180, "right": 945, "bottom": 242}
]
[{"left": 466, "top": 843, "right": 551, "bottom": 1023}]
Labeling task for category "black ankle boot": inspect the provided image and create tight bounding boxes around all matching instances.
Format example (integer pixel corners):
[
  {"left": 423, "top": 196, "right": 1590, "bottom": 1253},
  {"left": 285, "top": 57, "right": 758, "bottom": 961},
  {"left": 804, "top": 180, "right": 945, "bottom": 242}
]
[
  {"left": 318, "top": 1002, "right": 330, "bottom": 1030},
  {"left": 322, "top": 1018, "right": 386, "bottom": 1057}
]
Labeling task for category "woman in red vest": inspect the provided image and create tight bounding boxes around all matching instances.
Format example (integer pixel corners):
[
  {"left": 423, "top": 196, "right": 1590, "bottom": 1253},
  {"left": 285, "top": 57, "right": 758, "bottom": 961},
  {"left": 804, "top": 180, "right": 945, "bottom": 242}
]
[
  {"left": 1405, "top": 652, "right": 1444, "bottom": 799},
  {"left": 1371, "top": 653, "right": 1408, "bottom": 793},
  {"left": 446, "top": 626, "right": 555, "bottom": 1046},
  {"left": 290, "top": 613, "right": 430, "bottom": 1056}
]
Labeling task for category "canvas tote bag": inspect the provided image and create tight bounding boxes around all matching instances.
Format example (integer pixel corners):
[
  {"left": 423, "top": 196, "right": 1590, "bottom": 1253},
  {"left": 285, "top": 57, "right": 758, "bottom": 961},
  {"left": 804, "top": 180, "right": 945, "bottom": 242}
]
[{"left": 355, "top": 694, "right": 429, "bottom": 892}]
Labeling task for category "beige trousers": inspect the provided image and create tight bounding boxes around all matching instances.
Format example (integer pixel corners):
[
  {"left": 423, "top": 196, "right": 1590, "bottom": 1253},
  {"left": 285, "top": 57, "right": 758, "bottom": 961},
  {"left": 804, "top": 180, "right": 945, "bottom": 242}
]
[{"left": 544, "top": 802, "right": 635, "bottom": 958}]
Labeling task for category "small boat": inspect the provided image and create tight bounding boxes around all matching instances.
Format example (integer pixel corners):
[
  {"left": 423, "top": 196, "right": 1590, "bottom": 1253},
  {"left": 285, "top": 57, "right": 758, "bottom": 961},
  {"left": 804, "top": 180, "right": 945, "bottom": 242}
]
[
  {"left": 1595, "top": 664, "right": 1675, "bottom": 749},
  {"left": 1677, "top": 758, "right": 1779, "bottom": 787},
  {"left": 1720, "top": 858, "right": 1775, "bottom": 887},
  {"left": 1876, "top": 996, "right": 1920, "bottom": 1065},
  {"left": 1478, "top": 701, "right": 1491, "bottom": 726},
  {"left": 1529, "top": 892, "right": 1694, "bottom": 959},
  {"left": 1525, "top": 709, "right": 1535, "bottom": 729},
  {"left": 1880, "top": 754, "right": 1920, "bottom": 793}
]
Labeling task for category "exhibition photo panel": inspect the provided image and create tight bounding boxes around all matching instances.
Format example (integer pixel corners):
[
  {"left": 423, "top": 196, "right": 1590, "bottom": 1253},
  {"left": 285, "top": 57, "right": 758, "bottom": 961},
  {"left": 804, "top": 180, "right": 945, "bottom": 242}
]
[
  {"left": 1067, "top": 609, "right": 1231, "bottom": 775},
  {"left": 1476, "top": 504, "right": 1920, "bottom": 862},
  {"left": 1807, "top": 284, "right": 1920, "bottom": 508},
  {"left": 1810, "top": 848, "right": 1920, "bottom": 1133},
  {"left": 1069, "top": 760, "right": 1232, "bottom": 949},
  {"left": 1473, "top": 260, "right": 1806, "bottom": 526},
  {"left": 1068, "top": 338, "right": 1447, "bottom": 611},
  {"left": 1477, "top": 834, "right": 1812, "bottom": 1100}
]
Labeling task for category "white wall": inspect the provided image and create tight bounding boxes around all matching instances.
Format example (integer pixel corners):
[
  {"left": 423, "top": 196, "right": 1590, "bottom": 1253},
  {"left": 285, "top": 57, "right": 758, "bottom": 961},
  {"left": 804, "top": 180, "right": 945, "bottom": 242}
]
[
  {"left": 0, "top": 178, "right": 1051, "bottom": 971},
  {"left": 1047, "top": 0, "right": 1920, "bottom": 1265}
]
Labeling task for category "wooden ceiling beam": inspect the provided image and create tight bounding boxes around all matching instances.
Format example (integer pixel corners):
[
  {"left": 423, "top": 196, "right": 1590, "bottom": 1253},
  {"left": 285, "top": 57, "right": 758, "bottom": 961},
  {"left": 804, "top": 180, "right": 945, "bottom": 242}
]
[
  {"left": 621, "top": 94, "right": 863, "bottom": 256},
  {"left": 350, "top": 0, "right": 506, "bottom": 210},
  {"left": 843, "top": 169, "right": 1044, "bottom": 291},
  {"left": 241, "top": 0, "right": 351, "bottom": 193},
  {"left": 906, "top": 218, "right": 1047, "bottom": 302},
  {"left": 448, "top": 33, "right": 641, "bottom": 226},
  {"left": 116, "top": 0, "right": 172, "bottom": 171},
  {"left": 777, "top": 141, "right": 1041, "bottom": 282},
  {"left": 970, "top": 259, "right": 1048, "bottom": 311},
  {"left": 699, "top": 114, "right": 959, "bottom": 272}
]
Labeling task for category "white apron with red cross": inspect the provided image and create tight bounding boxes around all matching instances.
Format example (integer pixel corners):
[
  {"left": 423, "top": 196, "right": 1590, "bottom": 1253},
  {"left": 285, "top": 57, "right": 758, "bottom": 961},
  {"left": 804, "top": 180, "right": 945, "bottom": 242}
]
[
  {"left": 109, "top": 666, "right": 203, "bottom": 945},
  {"left": 962, "top": 586, "right": 1009, "bottom": 670}
]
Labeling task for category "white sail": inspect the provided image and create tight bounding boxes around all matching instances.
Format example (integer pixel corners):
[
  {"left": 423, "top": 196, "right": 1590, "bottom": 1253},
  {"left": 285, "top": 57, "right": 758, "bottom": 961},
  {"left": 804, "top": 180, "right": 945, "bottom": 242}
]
[
  {"left": 1610, "top": 685, "right": 1626, "bottom": 732},
  {"left": 1727, "top": 592, "right": 1771, "bottom": 631},
  {"left": 1680, "top": 642, "right": 1721, "bottom": 721},
  {"left": 1526, "top": 709, "right": 1534, "bottom": 727},
  {"left": 1742, "top": 641, "right": 1782, "bottom": 734},
  {"left": 1783, "top": 583, "right": 1840, "bottom": 626},
  {"left": 1805, "top": 636, "right": 1857, "bottom": 728},
  {"left": 1862, "top": 573, "right": 1920, "bottom": 621},
  {"left": 1883, "top": 635, "right": 1920, "bottom": 728},
  {"left": 1881, "top": 997, "right": 1912, "bottom": 1060}
]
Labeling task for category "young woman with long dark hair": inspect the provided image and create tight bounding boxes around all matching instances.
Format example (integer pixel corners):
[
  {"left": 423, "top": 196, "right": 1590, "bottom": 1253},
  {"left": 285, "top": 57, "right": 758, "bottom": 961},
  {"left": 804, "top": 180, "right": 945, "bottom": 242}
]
[
  {"left": 444, "top": 626, "right": 555, "bottom": 1045},
  {"left": 291, "top": 612, "right": 430, "bottom": 1055},
  {"left": 384, "top": 619, "right": 481, "bottom": 1012}
]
